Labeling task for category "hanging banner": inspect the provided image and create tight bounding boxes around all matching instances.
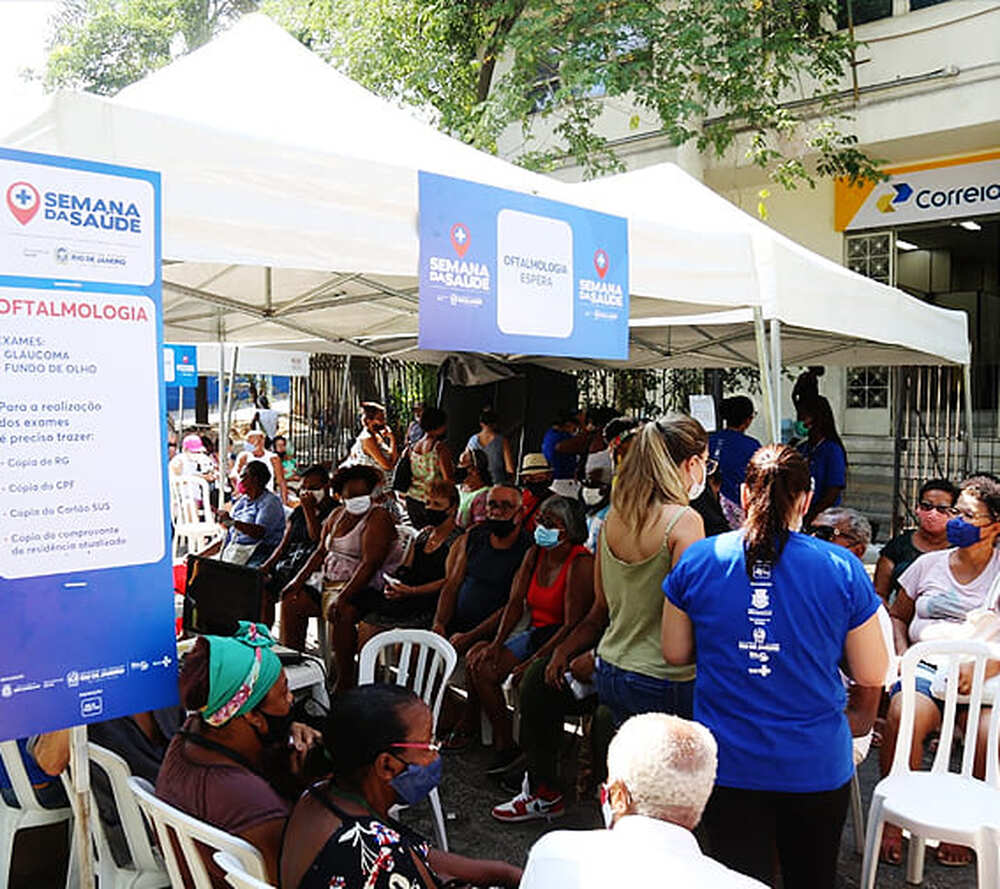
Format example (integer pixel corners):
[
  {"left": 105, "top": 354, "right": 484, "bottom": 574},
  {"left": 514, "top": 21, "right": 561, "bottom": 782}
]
[
  {"left": 0, "top": 147, "right": 177, "bottom": 740},
  {"left": 418, "top": 172, "right": 629, "bottom": 360},
  {"left": 164, "top": 343, "right": 198, "bottom": 388}
]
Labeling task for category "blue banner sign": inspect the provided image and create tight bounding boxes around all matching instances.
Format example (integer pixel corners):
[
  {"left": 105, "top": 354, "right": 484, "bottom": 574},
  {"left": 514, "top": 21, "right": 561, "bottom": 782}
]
[
  {"left": 164, "top": 343, "right": 198, "bottom": 388},
  {"left": 0, "top": 147, "right": 177, "bottom": 740},
  {"left": 418, "top": 172, "right": 629, "bottom": 360}
]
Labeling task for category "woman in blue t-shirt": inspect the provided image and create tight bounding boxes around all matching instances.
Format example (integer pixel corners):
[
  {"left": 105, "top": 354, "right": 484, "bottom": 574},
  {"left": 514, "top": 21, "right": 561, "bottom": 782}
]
[
  {"left": 708, "top": 395, "right": 761, "bottom": 528},
  {"left": 797, "top": 395, "right": 847, "bottom": 524},
  {"left": 662, "top": 444, "right": 887, "bottom": 889}
]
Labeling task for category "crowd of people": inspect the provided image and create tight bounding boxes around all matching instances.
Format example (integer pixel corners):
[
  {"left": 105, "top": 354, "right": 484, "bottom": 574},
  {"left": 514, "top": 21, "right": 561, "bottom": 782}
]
[{"left": 9, "top": 385, "right": 1000, "bottom": 889}]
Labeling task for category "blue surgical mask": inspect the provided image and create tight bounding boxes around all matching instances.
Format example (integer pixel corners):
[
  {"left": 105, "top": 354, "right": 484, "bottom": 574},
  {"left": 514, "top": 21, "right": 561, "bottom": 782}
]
[
  {"left": 389, "top": 755, "right": 442, "bottom": 805},
  {"left": 534, "top": 525, "right": 561, "bottom": 549},
  {"left": 947, "top": 516, "right": 983, "bottom": 548}
]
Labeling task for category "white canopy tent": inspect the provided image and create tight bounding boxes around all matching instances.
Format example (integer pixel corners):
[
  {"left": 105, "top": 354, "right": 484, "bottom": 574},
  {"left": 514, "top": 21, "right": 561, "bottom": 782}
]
[
  {"left": 2, "top": 14, "right": 971, "bottom": 446},
  {"left": 575, "top": 164, "right": 972, "bottom": 442}
]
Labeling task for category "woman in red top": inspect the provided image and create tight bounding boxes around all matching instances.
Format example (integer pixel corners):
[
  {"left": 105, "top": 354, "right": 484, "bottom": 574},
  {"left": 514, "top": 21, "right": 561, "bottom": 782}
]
[{"left": 466, "top": 496, "right": 594, "bottom": 775}]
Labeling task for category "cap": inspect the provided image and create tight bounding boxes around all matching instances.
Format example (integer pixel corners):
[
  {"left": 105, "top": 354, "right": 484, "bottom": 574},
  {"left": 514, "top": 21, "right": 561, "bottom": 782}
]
[{"left": 182, "top": 434, "right": 205, "bottom": 453}]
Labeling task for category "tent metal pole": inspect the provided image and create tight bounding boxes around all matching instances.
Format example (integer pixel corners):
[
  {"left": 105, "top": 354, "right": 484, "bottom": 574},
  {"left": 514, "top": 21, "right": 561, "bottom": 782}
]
[
  {"left": 963, "top": 362, "right": 975, "bottom": 474},
  {"left": 226, "top": 347, "right": 240, "bottom": 447},
  {"left": 770, "top": 319, "right": 782, "bottom": 441},
  {"left": 753, "top": 308, "right": 777, "bottom": 443},
  {"left": 217, "top": 312, "right": 227, "bottom": 501}
]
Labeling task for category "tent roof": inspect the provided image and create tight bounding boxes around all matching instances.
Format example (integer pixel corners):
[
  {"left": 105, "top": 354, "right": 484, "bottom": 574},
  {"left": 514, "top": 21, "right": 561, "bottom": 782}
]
[
  {"left": 2, "top": 15, "right": 968, "bottom": 370},
  {"left": 2, "top": 14, "right": 756, "bottom": 362},
  {"left": 576, "top": 164, "right": 971, "bottom": 367}
]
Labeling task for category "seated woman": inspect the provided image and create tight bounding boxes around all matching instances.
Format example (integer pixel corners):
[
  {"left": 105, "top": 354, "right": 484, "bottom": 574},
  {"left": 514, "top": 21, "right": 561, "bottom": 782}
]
[
  {"left": 280, "top": 684, "right": 521, "bottom": 889},
  {"left": 874, "top": 478, "right": 959, "bottom": 605},
  {"left": 466, "top": 496, "right": 594, "bottom": 776},
  {"left": 456, "top": 448, "right": 492, "bottom": 529},
  {"left": 281, "top": 465, "right": 403, "bottom": 692},
  {"left": 213, "top": 460, "right": 286, "bottom": 567},
  {"left": 156, "top": 623, "right": 321, "bottom": 886},
  {"left": 359, "top": 481, "right": 464, "bottom": 644}
]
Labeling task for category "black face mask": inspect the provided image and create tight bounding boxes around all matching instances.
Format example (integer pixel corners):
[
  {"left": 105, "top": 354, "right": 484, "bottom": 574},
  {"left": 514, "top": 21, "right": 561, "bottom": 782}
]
[
  {"left": 252, "top": 708, "right": 294, "bottom": 748},
  {"left": 454, "top": 466, "right": 470, "bottom": 484},
  {"left": 486, "top": 518, "right": 516, "bottom": 537},
  {"left": 424, "top": 508, "right": 451, "bottom": 526},
  {"left": 527, "top": 482, "right": 551, "bottom": 497}
]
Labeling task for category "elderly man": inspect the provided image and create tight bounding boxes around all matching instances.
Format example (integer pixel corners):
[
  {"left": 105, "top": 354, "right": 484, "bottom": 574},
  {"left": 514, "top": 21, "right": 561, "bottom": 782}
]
[
  {"left": 520, "top": 713, "right": 766, "bottom": 888},
  {"left": 809, "top": 507, "right": 888, "bottom": 770}
]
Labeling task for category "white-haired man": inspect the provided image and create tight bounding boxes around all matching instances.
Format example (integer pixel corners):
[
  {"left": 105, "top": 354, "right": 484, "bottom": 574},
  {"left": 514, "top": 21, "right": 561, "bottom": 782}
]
[{"left": 519, "top": 713, "right": 766, "bottom": 888}]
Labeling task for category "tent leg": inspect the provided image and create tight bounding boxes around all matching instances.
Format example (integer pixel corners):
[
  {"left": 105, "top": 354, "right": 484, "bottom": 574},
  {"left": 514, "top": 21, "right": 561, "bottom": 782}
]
[
  {"left": 770, "top": 319, "right": 782, "bottom": 442},
  {"left": 217, "top": 313, "right": 227, "bottom": 502},
  {"left": 963, "top": 362, "right": 975, "bottom": 474},
  {"left": 754, "top": 308, "right": 777, "bottom": 444}
]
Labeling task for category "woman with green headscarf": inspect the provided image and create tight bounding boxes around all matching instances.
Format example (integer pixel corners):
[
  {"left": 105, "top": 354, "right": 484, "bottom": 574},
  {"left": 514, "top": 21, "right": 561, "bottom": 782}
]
[{"left": 156, "top": 623, "right": 321, "bottom": 886}]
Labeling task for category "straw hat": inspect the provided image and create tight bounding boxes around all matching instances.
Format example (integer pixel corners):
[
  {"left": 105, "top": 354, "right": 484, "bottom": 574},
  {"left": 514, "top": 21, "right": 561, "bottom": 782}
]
[{"left": 520, "top": 453, "right": 552, "bottom": 477}]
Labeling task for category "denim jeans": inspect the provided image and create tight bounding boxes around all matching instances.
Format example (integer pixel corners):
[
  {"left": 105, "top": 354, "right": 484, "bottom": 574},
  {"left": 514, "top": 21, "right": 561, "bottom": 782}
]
[{"left": 593, "top": 656, "right": 694, "bottom": 726}]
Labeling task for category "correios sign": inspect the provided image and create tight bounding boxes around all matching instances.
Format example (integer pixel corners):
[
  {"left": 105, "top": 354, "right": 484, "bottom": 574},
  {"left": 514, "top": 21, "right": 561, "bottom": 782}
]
[{"left": 835, "top": 150, "right": 1000, "bottom": 232}]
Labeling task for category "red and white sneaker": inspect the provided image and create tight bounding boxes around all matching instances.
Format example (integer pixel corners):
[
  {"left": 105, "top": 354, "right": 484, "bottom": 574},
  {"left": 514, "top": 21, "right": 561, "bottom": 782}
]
[{"left": 491, "top": 773, "right": 564, "bottom": 823}]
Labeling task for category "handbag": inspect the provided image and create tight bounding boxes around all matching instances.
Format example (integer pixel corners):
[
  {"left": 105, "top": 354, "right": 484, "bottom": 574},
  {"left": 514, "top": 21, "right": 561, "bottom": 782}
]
[{"left": 391, "top": 448, "right": 413, "bottom": 493}]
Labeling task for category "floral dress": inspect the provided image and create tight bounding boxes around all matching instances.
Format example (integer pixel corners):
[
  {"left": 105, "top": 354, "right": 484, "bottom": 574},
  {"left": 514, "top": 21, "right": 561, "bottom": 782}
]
[{"left": 298, "top": 788, "right": 440, "bottom": 889}]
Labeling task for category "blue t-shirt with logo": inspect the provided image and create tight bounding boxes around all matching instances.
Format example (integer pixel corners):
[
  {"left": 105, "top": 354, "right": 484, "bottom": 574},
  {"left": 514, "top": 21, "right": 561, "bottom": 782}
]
[
  {"left": 709, "top": 428, "right": 761, "bottom": 503},
  {"left": 542, "top": 428, "right": 577, "bottom": 480},
  {"left": 664, "top": 530, "right": 879, "bottom": 793},
  {"left": 798, "top": 439, "right": 847, "bottom": 506}
]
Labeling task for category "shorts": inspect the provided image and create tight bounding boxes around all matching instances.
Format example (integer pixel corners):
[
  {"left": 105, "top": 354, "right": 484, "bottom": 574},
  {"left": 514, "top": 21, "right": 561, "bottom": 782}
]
[
  {"left": 504, "top": 624, "right": 560, "bottom": 662},
  {"left": 890, "top": 661, "right": 946, "bottom": 714}
]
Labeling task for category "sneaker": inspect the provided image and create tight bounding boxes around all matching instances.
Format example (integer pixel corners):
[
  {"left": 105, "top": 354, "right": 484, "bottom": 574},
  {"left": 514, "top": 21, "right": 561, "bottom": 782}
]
[
  {"left": 486, "top": 746, "right": 526, "bottom": 777},
  {"left": 491, "top": 773, "right": 565, "bottom": 823}
]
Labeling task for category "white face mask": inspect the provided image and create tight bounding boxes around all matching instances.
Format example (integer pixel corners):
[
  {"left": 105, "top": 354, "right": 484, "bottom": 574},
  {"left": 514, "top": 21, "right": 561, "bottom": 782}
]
[
  {"left": 582, "top": 486, "right": 605, "bottom": 506},
  {"left": 343, "top": 494, "right": 372, "bottom": 515},
  {"left": 687, "top": 459, "right": 707, "bottom": 501},
  {"left": 600, "top": 784, "right": 615, "bottom": 829}
]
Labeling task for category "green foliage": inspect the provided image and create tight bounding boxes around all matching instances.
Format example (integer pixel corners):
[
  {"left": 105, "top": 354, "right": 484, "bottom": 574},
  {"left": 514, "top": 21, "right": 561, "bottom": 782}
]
[{"left": 42, "top": 0, "right": 256, "bottom": 95}]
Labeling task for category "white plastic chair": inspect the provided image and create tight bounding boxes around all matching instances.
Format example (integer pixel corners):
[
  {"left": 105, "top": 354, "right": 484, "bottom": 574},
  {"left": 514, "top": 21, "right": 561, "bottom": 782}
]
[
  {"left": 127, "top": 776, "right": 267, "bottom": 889},
  {"left": 61, "top": 743, "right": 169, "bottom": 889},
  {"left": 358, "top": 629, "right": 458, "bottom": 852},
  {"left": 169, "top": 475, "right": 224, "bottom": 558},
  {"left": 0, "top": 740, "right": 78, "bottom": 889},
  {"left": 212, "top": 851, "right": 275, "bottom": 889},
  {"left": 861, "top": 640, "right": 1000, "bottom": 888}
]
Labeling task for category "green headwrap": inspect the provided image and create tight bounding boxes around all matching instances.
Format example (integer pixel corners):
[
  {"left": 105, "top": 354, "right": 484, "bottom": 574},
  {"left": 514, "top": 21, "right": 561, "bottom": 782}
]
[{"left": 201, "top": 622, "right": 282, "bottom": 727}]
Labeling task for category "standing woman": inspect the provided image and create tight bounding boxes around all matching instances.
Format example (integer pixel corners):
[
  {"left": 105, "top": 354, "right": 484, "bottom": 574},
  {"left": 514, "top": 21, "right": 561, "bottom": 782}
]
[
  {"left": 545, "top": 415, "right": 707, "bottom": 725},
  {"left": 662, "top": 445, "right": 888, "bottom": 889},
  {"left": 404, "top": 406, "right": 455, "bottom": 529},
  {"left": 709, "top": 395, "right": 760, "bottom": 528},
  {"left": 797, "top": 395, "right": 847, "bottom": 524},
  {"left": 456, "top": 448, "right": 493, "bottom": 529},
  {"left": 468, "top": 406, "right": 515, "bottom": 486},
  {"left": 345, "top": 402, "right": 397, "bottom": 474}
]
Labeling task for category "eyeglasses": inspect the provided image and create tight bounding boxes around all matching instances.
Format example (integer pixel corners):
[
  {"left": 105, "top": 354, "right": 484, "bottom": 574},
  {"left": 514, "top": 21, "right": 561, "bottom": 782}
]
[
  {"left": 390, "top": 740, "right": 442, "bottom": 753},
  {"left": 918, "top": 501, "right": 958, "bottom": 516}
]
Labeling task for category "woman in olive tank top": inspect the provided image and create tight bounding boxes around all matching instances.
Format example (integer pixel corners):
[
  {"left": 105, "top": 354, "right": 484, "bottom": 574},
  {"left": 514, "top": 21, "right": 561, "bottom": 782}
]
[{"left": 547, "top": 414, "right": 708, "bottom": 725}]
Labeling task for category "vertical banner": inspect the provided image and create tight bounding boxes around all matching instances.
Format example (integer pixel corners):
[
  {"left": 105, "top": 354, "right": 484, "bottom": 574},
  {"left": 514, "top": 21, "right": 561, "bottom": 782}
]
[
  {"left": 418, "top": 171, "right": 629, "bottom": 360},
  {"left": 0, "top": 147, "right": 177, "bottom": 740}
]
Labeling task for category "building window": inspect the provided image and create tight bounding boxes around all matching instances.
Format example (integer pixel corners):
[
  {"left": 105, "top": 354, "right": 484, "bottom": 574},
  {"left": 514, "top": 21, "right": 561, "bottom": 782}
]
[
  {"left": 845, "top": 232, "right": 892, "bottom": 284},
  {"left": 836, "top": 0, "right": 892, "bottom": 28},
  {"left": 847, "top": 367, "right": 890, "bottom": 408},
  {"left": 910, "top": 0, "right": 956, "bottom": 8}
]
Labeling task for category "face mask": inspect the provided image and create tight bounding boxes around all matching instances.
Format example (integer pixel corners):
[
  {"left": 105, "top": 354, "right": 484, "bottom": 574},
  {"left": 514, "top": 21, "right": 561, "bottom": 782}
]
[
  {"left": 534, "top": 525, "right": 561, "bottom": 548},
  {"left": 344, "top": 495, "right": 372, "bottom": 515},
  {"left": 527, "top": 481, "right": 551, "bottom": 497},
  {"left": 424, "top": 508, "right": 451, "bottom": 527},
  {"left": 389, "top": 755, "right": 442, "bottom": 805},
  {"left": 237, "top": 480, "right": 248, "bottom": 495},
  {"left": 794, "top": 420, "right": 809, "bottom": 438},
  {"left": 454, "top": 466, "right": 470, "bottom": 484},
  {"left": 581, "top": 486, "right": 604, "bottom": 507},
  {"left": 599, "top": 784, "right": 614, "bottom": 829},
  {"left": 486, "top": 518, "right": 516, "bottom": 537},
  {"left": 687, "top": 460, "right": 707, "bottom": 501},
  {"left": 252, "top": 707, "right": 293, "bottom": 748},
  {"left": 947, "top": 516, "right": 983, "bottom": 548},
  {"left": 919, "top": 508, "right": 951, "bottom": 535}
]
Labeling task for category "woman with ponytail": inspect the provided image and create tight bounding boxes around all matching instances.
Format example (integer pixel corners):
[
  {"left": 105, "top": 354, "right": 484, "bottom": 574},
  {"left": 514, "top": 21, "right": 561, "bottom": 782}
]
[{"left": 662, "top": 444, "right": 888, "bottom": 889}]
